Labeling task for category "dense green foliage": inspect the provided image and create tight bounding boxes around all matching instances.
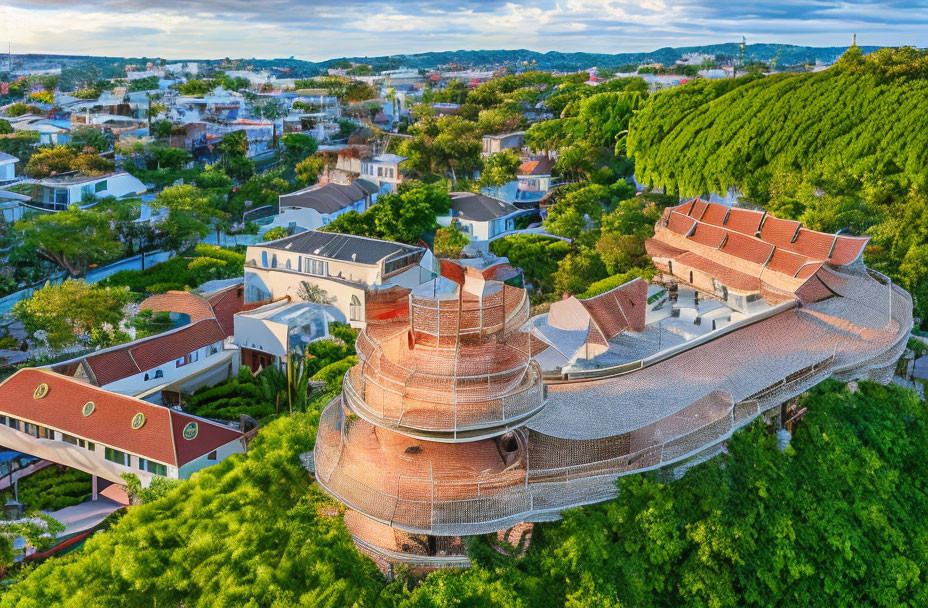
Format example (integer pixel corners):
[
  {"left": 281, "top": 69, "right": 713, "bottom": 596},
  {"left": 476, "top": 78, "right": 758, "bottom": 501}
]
[
  {"left": 404, "top": 381, "right": 928, "bottom": 607},
  {"left": 100, "top": 244, "right": 244, "bottom": 294},
  {"left": 16, "top": 467, "right": 93, "bottom": 512},
  {"left": 324, "top": 183, "right": 451, "bottom": 244},
  {"left": 489, "top": 234, "right": 570, "bottom": 294},
  {"left": 628, "top": 47, "right": 928, "bottom": 323},
  {"left": 12, "top": 281, "right": 133, "bottom": 349},
  {"left": 6, "top": 378, "right": 925, "bottom": 606},
  {"left": 0, "top": 410, "right": 388, "bottom": 607}
]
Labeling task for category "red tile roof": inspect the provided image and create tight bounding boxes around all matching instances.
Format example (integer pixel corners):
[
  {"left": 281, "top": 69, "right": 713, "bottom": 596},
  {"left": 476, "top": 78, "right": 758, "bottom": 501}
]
[
  {"left": 82, "top": 319, "right": 227, "bottom": 386},
  {"left": 0, "top": 369, "right": 242, "bottom": 467},
  {"left": 688, "top": 222, "right": 727, "bottom": 248},
  {"left": 723, "top": 208, "right": 765, "bottom": 235},
  {"left": 139, "top": 291, "right": 215, "bottom": 323},
  {"left": 518, "top": 157, "right": 553, "bottom": 176},
  {"left": 206, "top": 285, "right": 244, "bottom": 337}
]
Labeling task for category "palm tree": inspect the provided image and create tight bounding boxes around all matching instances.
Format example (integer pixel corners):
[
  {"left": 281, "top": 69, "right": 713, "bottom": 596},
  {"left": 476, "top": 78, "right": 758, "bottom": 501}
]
[
  {"left": 297, "top": 281, "right": 333, "bottom": 305},
  {"left": 257, "top": 355, "right": 315, "bottom": 414}
]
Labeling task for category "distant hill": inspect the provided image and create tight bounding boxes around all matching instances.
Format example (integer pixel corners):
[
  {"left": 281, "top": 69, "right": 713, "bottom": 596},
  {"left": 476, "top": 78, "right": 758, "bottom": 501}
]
[{"left": 5, "top": 43, "right": 886, "bottom": 81}]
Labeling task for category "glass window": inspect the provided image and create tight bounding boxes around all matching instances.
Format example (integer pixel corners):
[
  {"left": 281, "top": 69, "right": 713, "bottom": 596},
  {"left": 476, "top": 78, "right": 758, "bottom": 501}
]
[
  {"left": 175, "top": 356, "right": 186, "bottom": 367},
  {"left": 138, "top": 458, "right": 167, "bottom": 476},
  {"left": 271, "top": 254, "right": 277, "bottom": 269},
  {"left": 350, "top": 295, "right": 362, "bottom": 322},
  {"left": 261, "top": 251, "right": 269, "bottom": 267},
  {"left": 6, "top": 418, "right": 19, "bottom": 431},
  {"left": 95, "top": 179, "right": 107, "bottom": 193},
  {"left": 207, "top": 451, "right": 217, "bottom": 461},
  {"left": 105, "top": 447, "right": 129, "bottom": 466},
  {"left": 306, "top": 258, "right": 326, "bottom": 276},
  {"left": 154, "top": 369, "right": 164, "bottom": 379},
  {"left": 24, "top": 423, "right": 39, "bottom": 438}
]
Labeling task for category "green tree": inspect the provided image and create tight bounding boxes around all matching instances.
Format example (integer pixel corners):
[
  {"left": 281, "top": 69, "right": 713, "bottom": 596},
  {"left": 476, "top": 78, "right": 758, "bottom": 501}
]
[
  {"left": 294, "top": 154, "right": 326, "bottom": 186},
  {"left": 13, "top": 280, "right": 133, "bottom": 350},
  {"left": 281, "top": 132, "right": 318, "bottom": 167},
  {"left": 15, "top": 207, "right": 122, "bottom": 276},
  {"left": 434, "top": 223, "right": 470, "bottom": 258},
  {"left": 154, "top": 185, "right": 228, "bottom": 251}
]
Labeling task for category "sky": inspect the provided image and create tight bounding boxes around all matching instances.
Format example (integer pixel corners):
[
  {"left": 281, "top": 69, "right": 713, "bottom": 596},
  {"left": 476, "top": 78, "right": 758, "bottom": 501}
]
[{"left": 1, "top": 0, "right": 927, "bottom": 61}]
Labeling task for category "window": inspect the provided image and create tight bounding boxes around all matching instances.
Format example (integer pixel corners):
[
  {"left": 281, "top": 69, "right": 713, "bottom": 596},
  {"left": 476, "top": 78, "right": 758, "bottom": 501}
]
[
  {"left": 154, "top": 369, "right": 164, "bottom": 379},
  {"left": 285, "top": 258, "right": 291, "bottom": 270},
  {"left": 350, "top": 295, "right": 362, "bottom": 322},
  {"left": 105, "top": 447, "right": 129, "bottom": 466},
  {"left": 81, "top": 184, "right": 93, "bottom": 198},
  {"left": 190, "top": 350, "right": 199, "bottom": 363},
  {"left": 207, "top": 451, "right": 218, "bottom": 461},
  {"left": 305, "top": 258, "right": 326, "bottom": 276},
  {"left": 54, "top": 188, "right": 68, "bottom": 207},
  {"left": 175, "top": 356, "right": 186, "bottom": 368},
  {"left": 261, "top": 251, "right": 269, "bottom": 267},
  {"left": 138, "top": 458, "right": 167, "bottom": 476},
  {"left": 24, "top": 423, "right": 40, "bottom": 438},
  {"left": 4, "top": 417, "right": 19, "bottom": 431},
  {"left": 95, "top": 179, "right": 107, "bottom": 193},
  {"left": 144, "top": 373, "right": 150, "bottom": 381},
  {"left": 384, "top": 252, "right": 419, "bottom": 275},
  {"left": 271, "top": 254, "right": 277, "bottom": 269},
  {"left": 62, "top": 434, "right": 95, "bottom": 451}
]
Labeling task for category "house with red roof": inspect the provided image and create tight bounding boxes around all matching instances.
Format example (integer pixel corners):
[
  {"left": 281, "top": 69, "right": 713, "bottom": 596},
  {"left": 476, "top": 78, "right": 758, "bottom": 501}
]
[
  {"left": 49, "top": 284, "right": 244, "bottom": 404},
  {"left": 0, "top": 369, "right": 245, "bottom": 490}
]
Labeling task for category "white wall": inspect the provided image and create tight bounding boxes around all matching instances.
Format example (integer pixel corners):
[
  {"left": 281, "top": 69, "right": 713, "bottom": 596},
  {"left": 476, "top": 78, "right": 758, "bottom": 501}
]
[{"left": 101, "top": 343, "right": 229, "bottom": 397}]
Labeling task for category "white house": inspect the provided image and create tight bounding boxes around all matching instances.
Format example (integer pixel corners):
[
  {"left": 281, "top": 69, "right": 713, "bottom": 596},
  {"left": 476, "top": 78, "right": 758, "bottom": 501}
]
[
  {"left": 516, "top": 157, "right": 555, "bottom": 204},
  {"left": 360, "top": 154, "right": 406, "bottom": 192},
  {"left": 482, "top": 132, "right": 524, "bottom": 156},
  {"left": 0, "top": 369, "right": 245, "bottom": 489},
  {"left": 438, "top": 192, "right": 523, "bottom": 249},
  {"left": 234, "top": 300, "right": 346, "bottom": 371},
  {"left": 261, "top": 178, "right": 379, "bottom": 236},
  {"left": 0, "top": 152, "right": 18, "bottom": 182},
  {"left": 29, "top": 171, "right": 147, "bottom": 210},
  {"left": 244, "top": 231, "right": 432, "bottom": 327}
]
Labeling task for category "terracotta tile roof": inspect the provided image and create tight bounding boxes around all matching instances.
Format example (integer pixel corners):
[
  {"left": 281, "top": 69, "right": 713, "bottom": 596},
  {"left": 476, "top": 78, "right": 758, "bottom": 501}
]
[
  {"left": 721, "top": 232, "right": 773, "bottom": 265},
  {"left": 723, "top": 208, "right": 765, "bottom": 235},
  {"left": 644, "top": 237, "right": 686, "bottom": 259},
  {"left": 687, "top": 199, "right": 709, "bottom": 220},
  {"left": 700, "top": 203, "right": 728, "bottom": 226},
  {"left": 206, "top": 285, "right": 244, "bottom": 337},
  {"left": 676, "top": 252, "right": 761, "bottom": 292},
  {"left": 830, "top": 235, "right": 869, "bottom": 265},
  {"left": 579, "top": 277, "right": 648, "bottom": 340},
  {"left": 688, "top": 222, "right": 727, "bottom": 248},
  {"left": 667, "top": 211, "right": 696, "bottom": 236},
  {"left": 0, "top": 369, "right": 242, "bottom": 467},
  {"left": 83, "top": 319, "right": 227, "bottom": 386},
  {"left": 759, "top": 216, "right": 801, "bottom": 248},
  {"left": 518, "top": 157, "right": 553, "bottom": 176},
  {"left": 139, "top": 291, "right": 215, "bottom": 323},
  {"left": 791, "top": 228, "right": 837, "bottom": 260},
  {"left": 765, "top": 248, "right": 809, "bottom": 276}
]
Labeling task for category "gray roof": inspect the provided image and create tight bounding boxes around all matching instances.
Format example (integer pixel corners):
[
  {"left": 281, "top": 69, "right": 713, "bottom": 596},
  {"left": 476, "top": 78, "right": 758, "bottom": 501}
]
[
  {"left": 449, "top": 192, "right": 520, "bottom": 222},
  {"left": 263, "top": 230, "right": 424, "bottom": 265},
  {"left": 278, "top": 179, "right": 379, "bottom": 214}
]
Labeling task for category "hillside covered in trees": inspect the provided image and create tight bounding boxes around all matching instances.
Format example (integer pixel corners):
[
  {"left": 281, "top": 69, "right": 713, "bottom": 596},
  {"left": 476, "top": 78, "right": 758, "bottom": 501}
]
[
  {"left": 3, "top": 379, "right": 926, "bottom": 607},
  {"left": 628, "top": 46, "right": 928, "bottom": 324}
]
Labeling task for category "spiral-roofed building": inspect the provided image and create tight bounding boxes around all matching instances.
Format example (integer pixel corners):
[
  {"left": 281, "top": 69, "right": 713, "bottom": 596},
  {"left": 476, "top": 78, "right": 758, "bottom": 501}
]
[{"left": 312, "top": 200, "right": 912, "bottom": 573}]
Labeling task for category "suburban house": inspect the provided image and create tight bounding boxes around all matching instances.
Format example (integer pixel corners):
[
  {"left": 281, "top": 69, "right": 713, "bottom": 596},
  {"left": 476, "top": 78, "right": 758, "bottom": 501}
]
[
  {"left": 0, "top": 152, "right": 18, "bottom": 182},
  {"left": 244, "top": 231, "right": 432, "bottom": 327},
  {"left": 234, "top": 300, "right": 346, "bottom": 371},
  {"left": 28, "top": 171, "right": 147, "bottom": 210},
  {"left": 49, "top": 285, "right": 243, "bottom": 403},
  {"left": 0, "top": 369, "right": 245, "bottom": 491},
  {"left": 482, "top": 131, "right": 524, "bottom": 156},
  {"left": 516, "top": 157, "right": 555, "bottom": 204},
  {"left": 261, "top": 178, "right": 379, "bottom": 236},
  {"left": 439, "top": 192, "right": 523, "bottom": 248},
  {"left": 360, "top": 154, "right": 406, "bottom": 192},
  {"left": 10, "top": 118, "right": 71, "bottom": 145}
]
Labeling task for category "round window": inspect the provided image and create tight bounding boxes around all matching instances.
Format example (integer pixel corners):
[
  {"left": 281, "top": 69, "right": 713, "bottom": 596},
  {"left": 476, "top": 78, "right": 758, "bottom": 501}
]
[
  {"left": 131, "top": 412, "right": 146, "bottom": 430},
  {"left": 182, "top": 422, "right": 199, "bottom": 440},
  {"left": 33, "top": 383, "right": 49, "bottom": 399},
  {"left": 82, "top": 401, "right": 95, "bottom": 417}
]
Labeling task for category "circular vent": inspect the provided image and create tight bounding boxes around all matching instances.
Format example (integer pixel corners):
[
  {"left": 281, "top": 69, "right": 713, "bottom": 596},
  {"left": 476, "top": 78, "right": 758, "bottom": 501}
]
[
  {"left": 182, "top": 422, "right": 199, "bottom": 440},
  {"left": 33, "top": 383, "right": 49, "bottom": 399},
  {"left": 82, "top": 401, "right": 95, "bottom": 417},
  {"left": 131, "top": 412, "right": 146, "bottom": 430}
]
